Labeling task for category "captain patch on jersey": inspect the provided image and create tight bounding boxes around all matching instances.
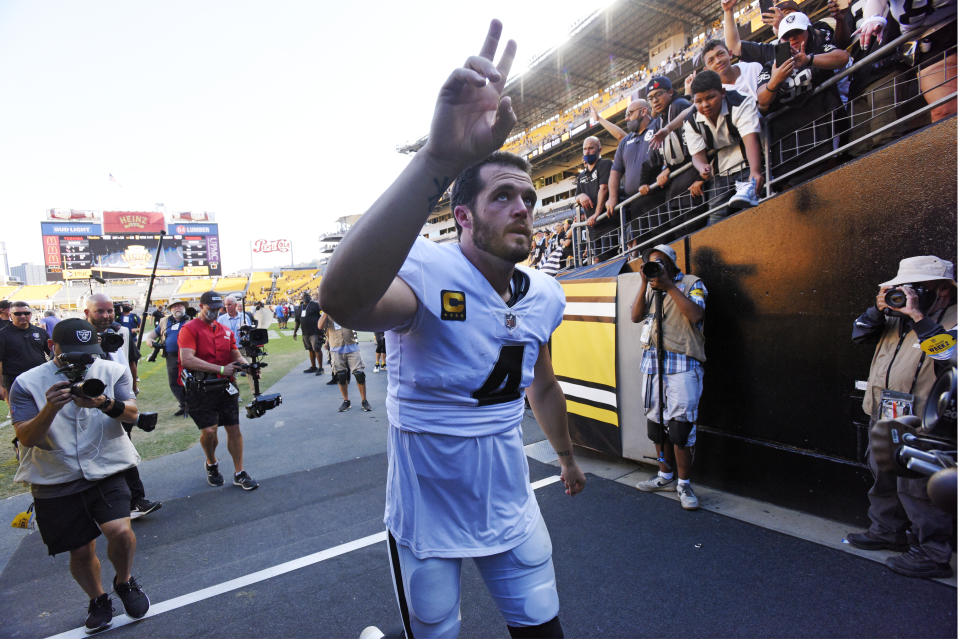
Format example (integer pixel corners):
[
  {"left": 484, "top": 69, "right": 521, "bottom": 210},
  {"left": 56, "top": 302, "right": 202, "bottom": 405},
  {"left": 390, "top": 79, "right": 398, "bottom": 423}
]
[{"left": 441, "top": 290, "right": 466, "bottom": 321}]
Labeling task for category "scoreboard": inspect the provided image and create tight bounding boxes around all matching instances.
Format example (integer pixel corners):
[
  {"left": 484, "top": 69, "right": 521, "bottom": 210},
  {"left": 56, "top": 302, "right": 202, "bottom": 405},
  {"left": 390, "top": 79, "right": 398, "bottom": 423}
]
[{"left": 41, "top": 214, "right": 222, "bottom": 281}]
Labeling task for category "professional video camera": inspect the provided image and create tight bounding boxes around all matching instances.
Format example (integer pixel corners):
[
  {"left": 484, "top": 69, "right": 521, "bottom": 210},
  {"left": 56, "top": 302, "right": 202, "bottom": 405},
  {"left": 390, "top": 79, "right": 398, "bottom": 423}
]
[
  {"left": 56, "top": 352, "right": 106, "bottom": 398},
  {"left": 871, "top": 365, "right": 957, "bottom": 512},
  {"left": 235, "top": 324, "right": 282, "bottom": 420}
]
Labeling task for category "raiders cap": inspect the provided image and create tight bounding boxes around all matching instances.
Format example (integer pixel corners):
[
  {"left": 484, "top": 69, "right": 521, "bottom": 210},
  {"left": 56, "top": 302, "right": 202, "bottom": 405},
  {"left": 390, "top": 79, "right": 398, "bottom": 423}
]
[
  {"left": 52, "top": 318, "right": 105, "bottom": 355},
  {"left": 199, "top": 291, "right": 224, "bottom": 309}
]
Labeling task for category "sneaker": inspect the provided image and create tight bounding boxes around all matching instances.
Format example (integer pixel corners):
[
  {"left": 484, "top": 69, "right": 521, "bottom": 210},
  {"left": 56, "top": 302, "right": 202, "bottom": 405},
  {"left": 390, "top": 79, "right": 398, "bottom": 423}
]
[
  {"left": 677, "top": 483, "right": 699, "bottom": 510},
  {"left": 846, "top": 530, "right": 909, "bottom": 552},
  {"left": 338, "top": 399, "right": 351, "bottom": 412},
  {"left": 727, "top": 178, "right": 759, "bottom": 210},
  {"left": 233, "top": 470, "right": 260, "bottom": 491},
  {"left": 173, "top": 408, "right": 187, "bottom": 417},
  {"left": 85, "top": 593, "right": 113, "bottom": 633},
  {"left": 130, "top": 498, "right": 162, "bottom": 520},
  {"left": 373, "top": 365, "right": 380, "bottom": 373},
  {"left": 206, "top": 462, "right": 224, "bottom": 487},
  {"left": 315, "top": 368, "right": 325, "bottom": 376},
  {"left": 113, "top": 575, "right": 150, "bottom": 618},
  {"left": 635, "top": 475, "right": 675, "bottom": 492},
  {"left": 885, "top": 546, "right": 953, "bottom": 578},
  {"left": 360, "top": 626, "right": 385, "bottom": 639},
  {"left": 303, "top": 366, "right": 318, "bottom": 373},
  {"left": 361, "top": 400, "right": 372, "bottom": 412}
]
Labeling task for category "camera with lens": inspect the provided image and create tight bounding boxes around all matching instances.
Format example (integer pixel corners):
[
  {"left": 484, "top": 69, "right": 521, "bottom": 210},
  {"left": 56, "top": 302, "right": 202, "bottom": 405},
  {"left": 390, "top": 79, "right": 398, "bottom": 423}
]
[
  {"left": 883, "top": 284, "right": 936, "bottom": 312},
  {"left": 246, "top": 393, "right": 282, "bottom": 419},
  {"left": 99, "top": 327, "right": 125, "bottom": 354},
  {"left": 870, "top": 365, "right": 957, "bottom": 512},
  {"left": 642, "top": 259, "right": 665, "bottom": 279},
  {"left": 237, "top": 325, "right": 269, "bottom": 359},
  {"left": 56, "top": 352, "right": 106, "bottom": 399}
]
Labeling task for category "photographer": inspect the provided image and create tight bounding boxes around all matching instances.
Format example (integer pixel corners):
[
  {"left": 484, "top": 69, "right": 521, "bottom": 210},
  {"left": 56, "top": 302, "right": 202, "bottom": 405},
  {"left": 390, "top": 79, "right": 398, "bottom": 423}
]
[
  {"left": 85, "top": 294, "right": 161, "bottom": 520},
  {"left": 847, "top": 255, "right": 956, "bottom": 579},
  {"left": 144, "top": 299, "right": 189, "bottom": 416},
  {"left": 10, "top": 318, "right": 149, "bottom": 632},
  {"left": 630, "top": 245, "right": 707, "bottom": 510},
  {"left": 178, "top": 291, "right": 259, "bottom": 491}
]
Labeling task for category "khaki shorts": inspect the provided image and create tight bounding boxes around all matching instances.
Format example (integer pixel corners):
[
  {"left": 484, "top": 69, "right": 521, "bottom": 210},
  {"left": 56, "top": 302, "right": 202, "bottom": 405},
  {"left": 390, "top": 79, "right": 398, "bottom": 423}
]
[{"left": 332, "top": 349, "right": 364, "bottom": 374}]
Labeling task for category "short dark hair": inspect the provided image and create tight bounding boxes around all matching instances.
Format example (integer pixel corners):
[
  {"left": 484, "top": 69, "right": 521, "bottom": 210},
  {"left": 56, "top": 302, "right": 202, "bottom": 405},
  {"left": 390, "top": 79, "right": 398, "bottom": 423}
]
[
  {"left": 11, "top": 301, "right": 29, "bottom": 309},
  {"left": 0, "top": 300, "right": 9, "bottom": 310},
  {"left": 690, "top": 70, "right": 723, "bottom": 96},
  {"left": 450, "top": 151, "right": 532, "bottom": 239},
  {"left": 700, "top": 39, "right": 727, "bottom": 61}
]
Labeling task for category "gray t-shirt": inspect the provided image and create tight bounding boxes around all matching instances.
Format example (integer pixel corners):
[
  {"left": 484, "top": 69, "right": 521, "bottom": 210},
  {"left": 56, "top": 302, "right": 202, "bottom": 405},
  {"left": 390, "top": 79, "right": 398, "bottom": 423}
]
[{"left": 11, "top": 367, "right": 135, "bottom": 498}]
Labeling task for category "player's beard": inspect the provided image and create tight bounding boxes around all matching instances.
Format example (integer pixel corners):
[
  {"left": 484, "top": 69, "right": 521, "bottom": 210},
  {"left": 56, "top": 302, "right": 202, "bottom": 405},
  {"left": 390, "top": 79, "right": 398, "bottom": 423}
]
[{"left": 472, "top": 215, "right": 531, "bottom": 264}]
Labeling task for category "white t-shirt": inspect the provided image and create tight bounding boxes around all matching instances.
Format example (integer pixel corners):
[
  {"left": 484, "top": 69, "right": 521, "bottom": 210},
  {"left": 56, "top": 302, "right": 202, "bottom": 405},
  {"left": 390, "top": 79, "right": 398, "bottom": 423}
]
[
  {"left": 723, "top": 61, "right": 764, "bottom": 100},
  {"left": 384, "top": 237, "right": 566, "bottom": 558}
]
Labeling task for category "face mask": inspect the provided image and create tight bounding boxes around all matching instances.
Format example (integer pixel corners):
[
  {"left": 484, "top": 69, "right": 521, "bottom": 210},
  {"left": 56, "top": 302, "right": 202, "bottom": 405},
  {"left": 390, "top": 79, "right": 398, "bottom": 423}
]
[
  {"left": 626, "top": 118, "right": 641, "bottom": 133},
  {"left": 204, "top": 308, "right": 219, "bottom": 321},
  {"left": 583, "top": 153, "right": 598, "bottom": 164}
]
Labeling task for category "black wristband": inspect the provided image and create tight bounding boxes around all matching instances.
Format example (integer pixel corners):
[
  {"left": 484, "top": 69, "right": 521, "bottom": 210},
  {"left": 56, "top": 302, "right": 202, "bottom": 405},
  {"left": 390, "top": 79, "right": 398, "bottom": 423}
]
[{"left": 104, "top": 399, "right": 126, "bottom": 418}]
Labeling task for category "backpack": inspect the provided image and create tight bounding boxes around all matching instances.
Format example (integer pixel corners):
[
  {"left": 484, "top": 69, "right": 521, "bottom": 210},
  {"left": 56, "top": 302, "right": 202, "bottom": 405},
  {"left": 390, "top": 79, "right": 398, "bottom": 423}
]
[
  {"left": 684, "top": 91, "right": 747, "bottom": 173},
  {"left": 659, "top": 97, "right": 692, "bottom": 168}
]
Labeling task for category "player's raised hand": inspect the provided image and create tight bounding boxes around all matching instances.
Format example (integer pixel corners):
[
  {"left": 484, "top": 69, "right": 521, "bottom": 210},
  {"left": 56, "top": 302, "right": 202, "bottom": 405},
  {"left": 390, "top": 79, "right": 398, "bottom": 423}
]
[{"left": 423, "top": 20, "right": 518, "bottom": 172}]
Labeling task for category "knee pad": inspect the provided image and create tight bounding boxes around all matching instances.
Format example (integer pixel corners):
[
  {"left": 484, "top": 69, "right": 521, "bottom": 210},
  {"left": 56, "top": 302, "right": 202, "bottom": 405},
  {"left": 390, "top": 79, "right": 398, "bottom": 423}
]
[
  {"left": 647, "top": 420, "right": 665, "bottom": 444},
  {"left": 353, "top": 371, "right": 366, "bottom": 385},
  {"left": 336, "top": 370, "right": 350, "bottom": 385},
  {"left": 508, "top": 616, "right": 564, "bottom": 639},
  {"left": 405, "top": 558, "right": 462, "bottom": 638},
  {"left": 668, "top": 419, "right": 693, "bottom": 447}
]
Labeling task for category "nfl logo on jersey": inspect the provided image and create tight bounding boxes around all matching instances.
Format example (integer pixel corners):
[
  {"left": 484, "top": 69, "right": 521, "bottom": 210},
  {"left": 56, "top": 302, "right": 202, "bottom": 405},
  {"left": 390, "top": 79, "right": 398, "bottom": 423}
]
[{"left": 440, "top": 290, "right": 466, "bottom": 321}]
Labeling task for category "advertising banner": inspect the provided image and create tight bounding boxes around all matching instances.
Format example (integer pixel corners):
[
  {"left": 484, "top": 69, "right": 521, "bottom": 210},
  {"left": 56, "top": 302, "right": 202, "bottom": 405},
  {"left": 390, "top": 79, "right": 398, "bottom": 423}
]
[{"left": 103, "top": 211, "right": 166, "bottom": 234}]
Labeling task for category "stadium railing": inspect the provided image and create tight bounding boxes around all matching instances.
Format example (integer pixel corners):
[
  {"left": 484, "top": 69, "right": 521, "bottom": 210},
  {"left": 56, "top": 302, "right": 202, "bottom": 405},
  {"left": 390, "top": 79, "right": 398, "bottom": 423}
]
[{"left": 565, "top": 19, "right": 956, "bottom": 270}]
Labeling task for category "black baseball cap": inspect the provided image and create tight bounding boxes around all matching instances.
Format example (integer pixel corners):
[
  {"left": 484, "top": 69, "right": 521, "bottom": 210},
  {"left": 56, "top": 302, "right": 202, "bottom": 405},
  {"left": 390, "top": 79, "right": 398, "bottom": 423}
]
[
  {"left": 52, "top": 318, "right": 105, "bottom": 355},
  {"left": 646, "top": 76, "right": 672, "bottom": 94},
  {"left": 199, "top": 291, "right": 224, "bottom": 309}
]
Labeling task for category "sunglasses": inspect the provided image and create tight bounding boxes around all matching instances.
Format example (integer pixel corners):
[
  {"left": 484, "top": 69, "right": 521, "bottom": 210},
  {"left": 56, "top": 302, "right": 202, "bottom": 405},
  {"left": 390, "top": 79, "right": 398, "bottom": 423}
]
[{"left": 12, "top": 311, "right": 32, "bottom": 317}]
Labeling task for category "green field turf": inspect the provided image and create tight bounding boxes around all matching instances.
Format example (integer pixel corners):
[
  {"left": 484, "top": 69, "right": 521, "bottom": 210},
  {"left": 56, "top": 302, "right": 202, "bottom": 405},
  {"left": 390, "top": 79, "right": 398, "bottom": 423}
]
[{"left": 0, "top": 323, "right": 322, "bottom": 500}]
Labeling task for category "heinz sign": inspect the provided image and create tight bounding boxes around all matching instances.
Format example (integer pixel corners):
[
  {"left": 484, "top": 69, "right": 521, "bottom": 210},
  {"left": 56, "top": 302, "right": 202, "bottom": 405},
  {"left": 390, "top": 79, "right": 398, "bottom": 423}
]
[{"left": 103, "top": 211, "right": 165, "bottom": 233}]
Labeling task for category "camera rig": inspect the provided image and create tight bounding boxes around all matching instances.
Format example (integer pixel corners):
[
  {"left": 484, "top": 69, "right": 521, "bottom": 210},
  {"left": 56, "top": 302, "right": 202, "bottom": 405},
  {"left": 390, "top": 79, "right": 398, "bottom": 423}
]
[
  {"left": 56, "top": 352, "right": 106, "bottom": 398},
  {"left": 236, "top": 325, "right": 282, "bottom": 419}
]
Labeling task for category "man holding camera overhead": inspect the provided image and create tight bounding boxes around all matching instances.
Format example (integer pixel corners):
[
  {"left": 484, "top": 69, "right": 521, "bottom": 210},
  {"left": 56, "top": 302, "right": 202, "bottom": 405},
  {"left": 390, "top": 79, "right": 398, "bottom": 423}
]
[
  {"left": 846, "top": 255, "right": 957, "bottom": 579},
  {"left": 630, "top": 244, "right": 707, "bottom": 510},
  {"left": 85, "top": 294, "right": 162, "bottom": 520},
  {"left": 10, "top": 318, "right": 150, "bottom": 633},
  {"left": 178, "top": 290, "right": 259, "bottom": 491}
]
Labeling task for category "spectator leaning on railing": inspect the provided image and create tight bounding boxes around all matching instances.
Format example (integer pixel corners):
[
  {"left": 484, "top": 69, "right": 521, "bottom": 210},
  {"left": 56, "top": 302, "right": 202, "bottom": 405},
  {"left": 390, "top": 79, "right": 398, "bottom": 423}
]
[
  {"left": 683, "top": 70, "right": 766, "bottom": 223},
  {"left": 740, "top": 10, "right": 850, "bottom": 185},
  {"left": 577, "top": 136, "right": 617, "bottom": 263}
]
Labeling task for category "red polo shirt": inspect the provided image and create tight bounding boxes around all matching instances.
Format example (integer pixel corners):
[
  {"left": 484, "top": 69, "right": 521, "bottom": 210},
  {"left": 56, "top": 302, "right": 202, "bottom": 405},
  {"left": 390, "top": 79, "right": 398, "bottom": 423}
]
[{"left": 177, "top": 318, "right": 236, "bottom": 385}]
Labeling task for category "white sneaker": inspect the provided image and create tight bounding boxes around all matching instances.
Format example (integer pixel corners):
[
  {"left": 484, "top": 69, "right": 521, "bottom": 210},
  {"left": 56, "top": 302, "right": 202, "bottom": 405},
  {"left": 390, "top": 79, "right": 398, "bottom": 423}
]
[
  {"left": 359, "top": 626, "right": 385, "bottom": 639},
  {"left": 635, "top": 475, "right": 675, "bottom": 492},
  {"left": 727, "top": 178, "right": 759, "bottom": 210},
  {"left": 677, "top": 483, "right": 700, "bottom": 510}
]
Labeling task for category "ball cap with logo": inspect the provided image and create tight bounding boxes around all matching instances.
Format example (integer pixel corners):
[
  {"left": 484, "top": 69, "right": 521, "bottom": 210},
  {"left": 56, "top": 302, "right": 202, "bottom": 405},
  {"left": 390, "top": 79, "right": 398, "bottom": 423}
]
[
  {"left": 199, "top": 291, "right": 224, "bottom": 310},
  {"left": 645, "top": 76, "right": 672, "bottom": 95},
  {"left": 777, "top": 11, "right": 811, "bottom": 39},
  {"left": 879, "top": 256, "right": 957, "bottom": 288},
  {"left": 52, "top": 318, "right": 105, "bottom": 355}
]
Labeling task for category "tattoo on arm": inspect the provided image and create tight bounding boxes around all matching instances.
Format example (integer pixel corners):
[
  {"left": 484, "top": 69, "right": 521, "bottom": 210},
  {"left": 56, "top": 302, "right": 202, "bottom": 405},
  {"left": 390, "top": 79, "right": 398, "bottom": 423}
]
[
  {"left": 555, "top": 449, "right": 572, "bottom": 458},
  {"left": 427, "top": 177, "right": 452, "bottom": 211}
]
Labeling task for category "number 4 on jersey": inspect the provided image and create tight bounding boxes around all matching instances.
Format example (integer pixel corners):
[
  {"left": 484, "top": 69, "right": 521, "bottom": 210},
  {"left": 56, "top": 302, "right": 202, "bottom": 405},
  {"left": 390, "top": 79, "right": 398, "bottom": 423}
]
[{"left": 471, "top": 345, "right": 525, "bottom": 406}]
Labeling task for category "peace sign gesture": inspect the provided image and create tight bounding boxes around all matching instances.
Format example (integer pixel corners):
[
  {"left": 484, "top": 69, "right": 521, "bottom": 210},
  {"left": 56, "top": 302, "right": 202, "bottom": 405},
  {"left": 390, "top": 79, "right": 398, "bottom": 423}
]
[{"left": 423, "top": 20, "right": 518, "bottom": 173}]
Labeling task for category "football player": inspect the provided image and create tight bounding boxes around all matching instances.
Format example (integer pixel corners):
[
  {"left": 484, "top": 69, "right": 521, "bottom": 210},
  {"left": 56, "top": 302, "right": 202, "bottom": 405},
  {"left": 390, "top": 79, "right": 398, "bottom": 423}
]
[{"left": 321, "top": 19, "right": 586, "bottom": 639}]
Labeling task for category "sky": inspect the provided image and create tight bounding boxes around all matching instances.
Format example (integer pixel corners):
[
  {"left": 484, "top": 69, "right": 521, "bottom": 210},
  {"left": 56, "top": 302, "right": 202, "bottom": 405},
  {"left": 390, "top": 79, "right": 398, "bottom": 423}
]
[{"left": 0, "top": 0, "right": 614, "bottom": 273}]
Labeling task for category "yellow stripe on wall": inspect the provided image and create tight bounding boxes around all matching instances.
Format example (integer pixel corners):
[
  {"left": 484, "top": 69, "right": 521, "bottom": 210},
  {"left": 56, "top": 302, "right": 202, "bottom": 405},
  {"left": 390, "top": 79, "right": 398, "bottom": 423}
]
[
  {"left": 566, "top": 398, "right": 619, "bottom": 427},
  {"left": 552, "top": 320, "right": 616, "bottom": 388},
  {"left": 560, "top": 281, "right": 617, "bottom": 298}
]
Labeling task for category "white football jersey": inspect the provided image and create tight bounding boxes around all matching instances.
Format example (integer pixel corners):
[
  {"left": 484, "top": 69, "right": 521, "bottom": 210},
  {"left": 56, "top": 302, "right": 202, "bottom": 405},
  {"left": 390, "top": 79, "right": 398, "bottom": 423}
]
[{"left": 386, "top": 237, "right": 566, "bottom": 437}]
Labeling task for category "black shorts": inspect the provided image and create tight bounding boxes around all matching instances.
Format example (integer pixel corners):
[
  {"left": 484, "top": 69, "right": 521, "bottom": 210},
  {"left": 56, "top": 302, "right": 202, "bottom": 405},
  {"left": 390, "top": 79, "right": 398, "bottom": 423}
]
[
  {"left": 302, "top": 333, "right": 321, "bottom": 352},
  {"left": 375, "top": 336, "right": 386, "bottom": 353},
  {"left": 34, "top": 473, "right": 131, "bottom": 556},
  {"left": 186, "top": 386, "right": 240, "bottom": 429}
]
